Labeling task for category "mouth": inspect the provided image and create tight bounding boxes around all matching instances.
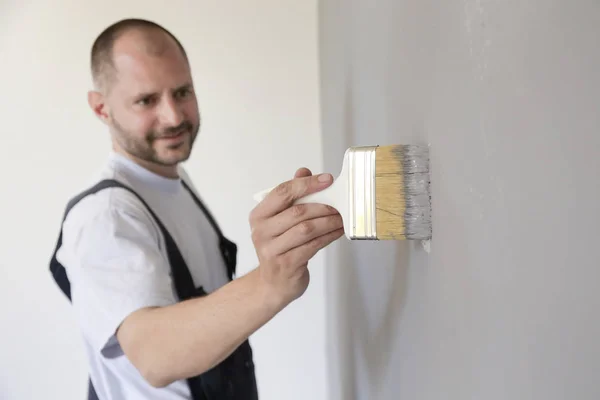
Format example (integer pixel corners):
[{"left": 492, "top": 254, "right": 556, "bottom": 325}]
[{"left": 158, "top": 130, "right": 188, "bottom": 142}]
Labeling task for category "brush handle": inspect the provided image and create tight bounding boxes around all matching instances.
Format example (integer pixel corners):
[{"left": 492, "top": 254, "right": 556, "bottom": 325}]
[{"left": 253, "top": 181, "right": 342, "bottom": 208}]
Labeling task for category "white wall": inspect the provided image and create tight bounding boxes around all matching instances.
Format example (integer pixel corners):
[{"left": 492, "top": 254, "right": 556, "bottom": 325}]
[
  {"left": 0, "top": 1, "right": 326, "bottom": 399},
  {"left": 319, "top": 1, "right": 600, "bottom": 399}
]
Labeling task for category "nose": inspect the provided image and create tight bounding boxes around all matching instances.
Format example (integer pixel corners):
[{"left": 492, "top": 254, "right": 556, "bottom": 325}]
[{"left": 160, "top": 96, "right": 185, "bottom": 126}]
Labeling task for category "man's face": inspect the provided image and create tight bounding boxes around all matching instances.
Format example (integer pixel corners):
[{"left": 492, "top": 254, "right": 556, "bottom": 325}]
[{"left": 101, "top": 32, "right": 200, "bottom": 168}]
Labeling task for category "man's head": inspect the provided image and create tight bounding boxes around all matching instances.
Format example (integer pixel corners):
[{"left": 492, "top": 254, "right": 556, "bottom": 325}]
[{"left": 87, "top": 19, "right": 200, "bottom": 177}]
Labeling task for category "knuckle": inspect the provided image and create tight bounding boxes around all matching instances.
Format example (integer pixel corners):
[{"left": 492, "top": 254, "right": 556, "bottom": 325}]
[
  {"left": 274, "top": 181, "right": 296, "bottom": 204},
  {"left": 279, "top": 252, "right": 293, "bottom": 268},
  {"left": 250, "top": 220, "right": 266, "bottom": 240},
  {"left": 249, "top": 207, "right": 265, "bottom": 226},
  {"left": 318, "top": 230, "right": 338, "bottom": 247},
  {"left": 330, "top": 215, "right": 343, "bottom": 228},
  {"left": 298, "top": 221, "right": 314, "bottom": 235},
  {"left": 325, "top": 215, "right": 336, "bottom": 226},
  {"left": 291, "top": 204, "right": 306, "bottom": 218},
  {"left": 318, "top": 233, "right": 331, "bottom": 245},
  {"left": 250, "top": 228, "right": 261, "bottom": 243},
  {"left": 258, "top": 245, "right": 274, "bottom": 261},
  {"left": 308, "top": 237, "right": 323, "bottom": 252},
  {"left": 248, "top": 211, "right": 257, "bottom": 225},
  {"left": 275, "top": 182, "right": 291, "bottom": 197}
]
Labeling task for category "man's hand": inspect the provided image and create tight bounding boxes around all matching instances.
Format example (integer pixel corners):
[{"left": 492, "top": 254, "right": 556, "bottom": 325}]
[{"left": 249, "top": 167, "right": 344, "bottom": 307}]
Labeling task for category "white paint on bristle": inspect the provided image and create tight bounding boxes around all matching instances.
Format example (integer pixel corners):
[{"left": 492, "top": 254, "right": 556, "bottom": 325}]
[{"left": 421, "top": 239, "right": 431, "bottom": 253}]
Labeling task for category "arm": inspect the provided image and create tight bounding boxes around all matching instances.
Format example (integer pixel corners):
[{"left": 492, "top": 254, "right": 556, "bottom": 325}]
[{"left": 117, "top": 267, "right": 283, "bottom": 387}]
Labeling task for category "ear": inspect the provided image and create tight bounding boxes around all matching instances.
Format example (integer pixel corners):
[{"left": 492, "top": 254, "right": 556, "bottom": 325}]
[{"left": 87, "top": 90, "right": 111, "bottom": 124}]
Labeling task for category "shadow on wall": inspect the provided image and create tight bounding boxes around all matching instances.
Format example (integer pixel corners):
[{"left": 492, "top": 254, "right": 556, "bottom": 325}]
[
  {"left": 333, "top": 239, "right": 411, "bottom": 399},
  {"left": 324, "top": 72, "right": 419, "bottom": 399}
]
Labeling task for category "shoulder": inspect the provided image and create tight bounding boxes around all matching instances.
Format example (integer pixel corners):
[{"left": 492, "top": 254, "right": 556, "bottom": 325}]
[
  {"left": 61, "top": 179, "right": 161, "bottom": 246},
  {"left": 56, "top": 179, "right": 169, "bottom": 279}
]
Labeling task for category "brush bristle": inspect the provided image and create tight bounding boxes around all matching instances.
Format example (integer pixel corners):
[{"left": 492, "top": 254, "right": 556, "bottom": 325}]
[{"left": 375, "top": 144, "right": 431, "bottom": 240}]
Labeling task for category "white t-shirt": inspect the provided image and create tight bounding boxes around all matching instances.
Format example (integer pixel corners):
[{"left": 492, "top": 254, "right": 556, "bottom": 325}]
[{"left": 55, "top": 151, "right": 231, "bottom": 399}]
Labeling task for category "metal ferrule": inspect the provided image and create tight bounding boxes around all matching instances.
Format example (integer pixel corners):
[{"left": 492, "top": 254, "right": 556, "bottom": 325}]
[{"left": 347, "top": 146, "right": 378, "bottom": 239}]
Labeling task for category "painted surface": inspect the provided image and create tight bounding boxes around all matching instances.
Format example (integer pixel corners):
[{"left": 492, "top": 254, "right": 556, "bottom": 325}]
[{"left": 319, "top": 1, "right": 600, "bottom": 399}]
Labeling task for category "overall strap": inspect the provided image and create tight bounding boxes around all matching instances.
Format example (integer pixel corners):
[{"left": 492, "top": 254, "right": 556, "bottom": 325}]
[
  {"left": 180, "top": 180, "right": 224, "bottom": 237},
  {"left": 181, "top": 180, "right": 237, "bottom": 280},
  {"left": 49, "top": 179, "right": 209, "bottom": 400}
]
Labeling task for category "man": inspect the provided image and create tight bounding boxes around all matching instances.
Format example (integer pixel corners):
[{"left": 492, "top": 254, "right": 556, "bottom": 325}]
[{"left": 50, "top": 18, "right": 343, "bottom": 400}]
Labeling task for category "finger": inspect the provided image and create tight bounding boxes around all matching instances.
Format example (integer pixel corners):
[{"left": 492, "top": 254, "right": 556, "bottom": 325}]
[
  {"left": 270, "top": 213, "right": 344, "bottom": 255},
  {"left": 262, "top": 203, "right": 339, "bottom": 238},
  {"left": 280, "top": 227, "right": 344, "bottom": 267},
  {"left": 294, "top": 167, "right": 312, "bottom": 178},
  {"left": 250, "top": 173, "right": 334, "bottom": 221}
]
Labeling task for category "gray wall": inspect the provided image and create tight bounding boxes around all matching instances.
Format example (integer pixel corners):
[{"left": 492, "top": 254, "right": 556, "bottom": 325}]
[{"left": 318, "top": 1, "right": 600, "bottom": 399}]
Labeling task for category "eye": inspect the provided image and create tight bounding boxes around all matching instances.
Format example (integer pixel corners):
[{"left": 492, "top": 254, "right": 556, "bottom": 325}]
[
  {"left": 175, "top": 87, "right": 192, "bottom": 99},
  {"left": 136, "top": 96, "right": 154, "bottom": 106}
]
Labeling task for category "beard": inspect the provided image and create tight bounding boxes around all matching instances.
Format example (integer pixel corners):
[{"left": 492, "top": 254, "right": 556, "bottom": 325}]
[{"left": 111, "top": 115, "right": 200, "bottom": 167}]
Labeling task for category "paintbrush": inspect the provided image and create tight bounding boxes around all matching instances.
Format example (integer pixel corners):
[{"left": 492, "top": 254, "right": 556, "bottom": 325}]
[{"left": 253, "top": 144, "right": 432, "bottom": 240}]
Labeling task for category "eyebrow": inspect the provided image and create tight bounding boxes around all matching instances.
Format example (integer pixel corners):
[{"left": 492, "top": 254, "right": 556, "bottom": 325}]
[
  {"left": 132, "top": 83, "right": 193, "bottom": 101},
  {"left": 173, "top": 83, "right": 193, "bottom": 93}
]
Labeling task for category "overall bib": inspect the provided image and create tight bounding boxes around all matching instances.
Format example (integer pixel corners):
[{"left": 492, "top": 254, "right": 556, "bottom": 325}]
[{"left": 49, "top": 179, "right": 259, "bottom": 400}]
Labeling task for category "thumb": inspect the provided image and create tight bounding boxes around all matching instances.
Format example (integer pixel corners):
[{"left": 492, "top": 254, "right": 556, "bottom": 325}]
[{"left": 294, "top": 167, "right": 312, "bottom": 178}]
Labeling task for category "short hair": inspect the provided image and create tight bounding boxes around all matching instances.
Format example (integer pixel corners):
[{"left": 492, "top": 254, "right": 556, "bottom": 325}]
[{"left": 90, "top": 18, "right": 188, "bottom": 91}]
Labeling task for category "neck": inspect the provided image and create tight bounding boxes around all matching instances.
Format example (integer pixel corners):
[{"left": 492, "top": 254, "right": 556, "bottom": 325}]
[{"left": 113, "top": 148, "right": 180, "bottom": 179}]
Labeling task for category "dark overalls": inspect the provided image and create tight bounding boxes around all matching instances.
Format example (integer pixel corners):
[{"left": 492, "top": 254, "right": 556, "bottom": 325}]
[{"left": 49, "top": 179, "right": 259, "bottom": 400}]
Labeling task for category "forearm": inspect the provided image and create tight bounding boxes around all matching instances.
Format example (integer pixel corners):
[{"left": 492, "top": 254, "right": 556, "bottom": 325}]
[{"left": 117, "top": 267, "right": 284, "bottom": 387}]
